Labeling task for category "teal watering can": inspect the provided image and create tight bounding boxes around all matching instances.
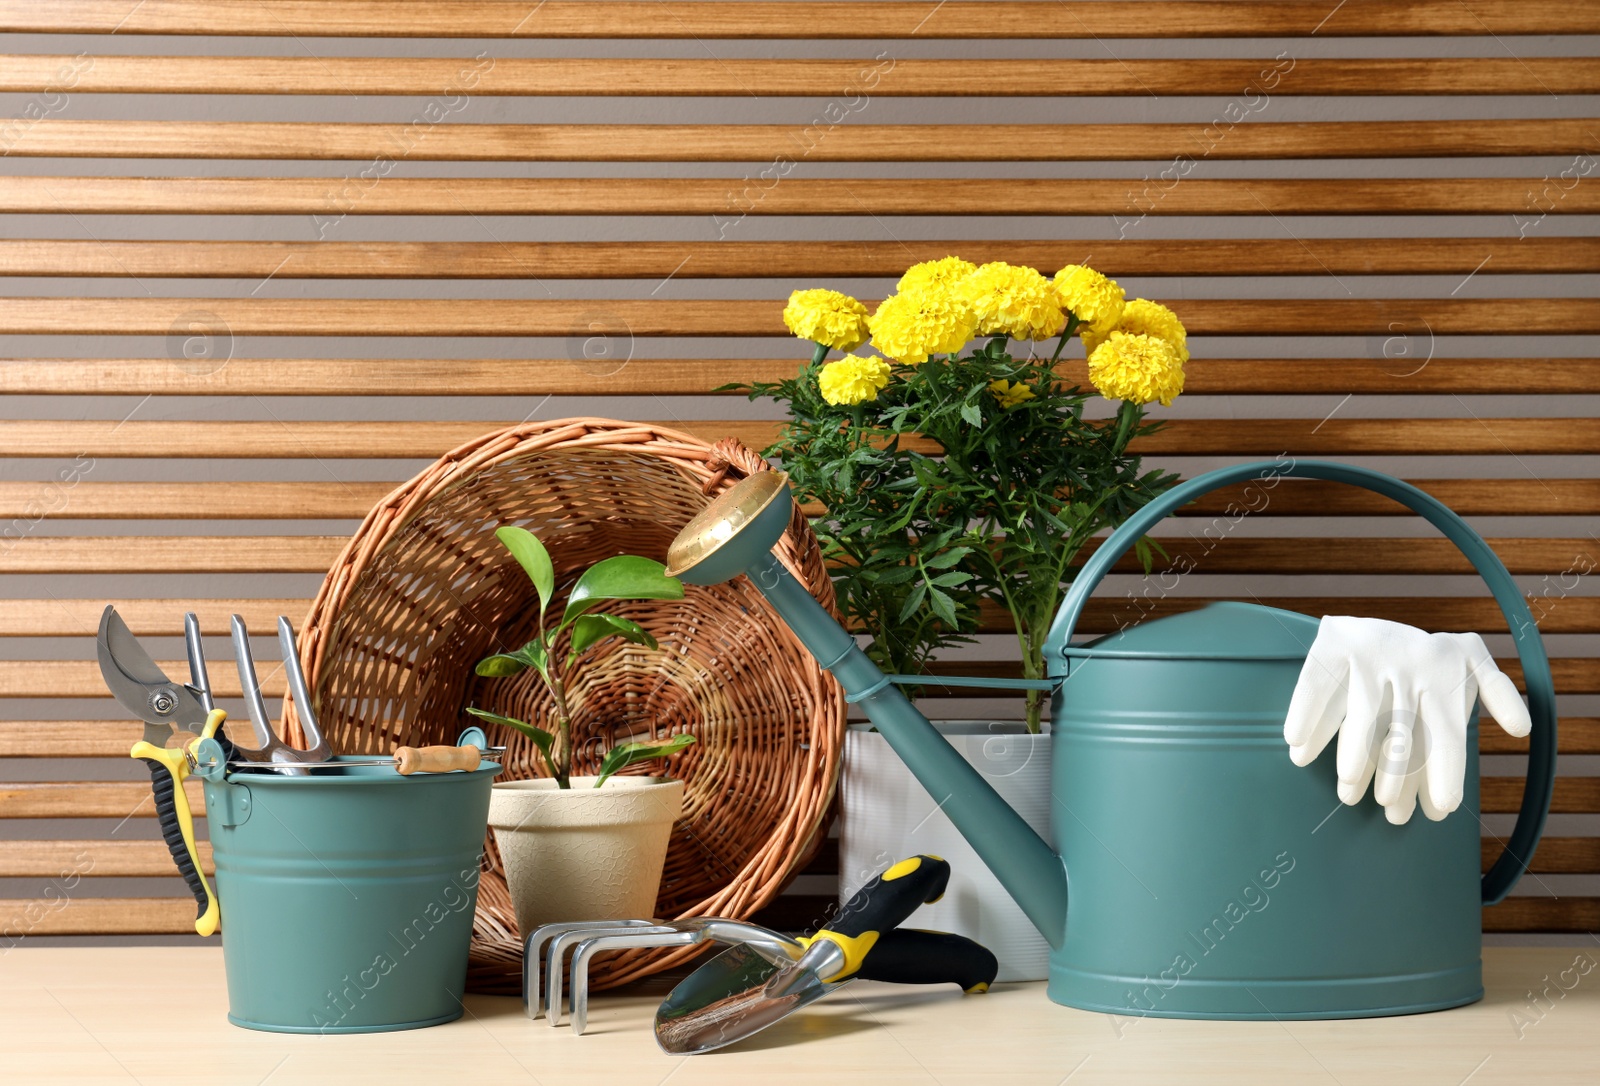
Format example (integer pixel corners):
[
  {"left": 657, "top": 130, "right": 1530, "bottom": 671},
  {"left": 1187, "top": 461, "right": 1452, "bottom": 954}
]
[{"left": 665, "top": 459, "right": 1557, "bottom": 1019}]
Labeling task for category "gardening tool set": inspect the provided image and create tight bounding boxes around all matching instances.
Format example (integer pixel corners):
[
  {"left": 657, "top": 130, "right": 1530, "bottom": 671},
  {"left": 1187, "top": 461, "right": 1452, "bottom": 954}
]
[
  {"left": 530, "top": 855, "right": 999, "bottom": 1048},
  {"left": 97, "top": 452, "right": 1558, "bottom": 1039}
]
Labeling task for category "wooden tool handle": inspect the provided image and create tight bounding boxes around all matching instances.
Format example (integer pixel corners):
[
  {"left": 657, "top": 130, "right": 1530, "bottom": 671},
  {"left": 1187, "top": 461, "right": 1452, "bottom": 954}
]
[{"left": 394, "top": 745, "right": 481, "bottom": 776}]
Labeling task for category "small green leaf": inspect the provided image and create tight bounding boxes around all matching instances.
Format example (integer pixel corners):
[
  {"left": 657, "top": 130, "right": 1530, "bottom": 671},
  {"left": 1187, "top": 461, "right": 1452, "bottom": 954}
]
[
  {"left": 897, "top": 581, "right": 928, "bottom": 622},
  {"left": 465, "top": 707, "right": 557, "bottom": 776},
  {"left": 568, "top": 612, "right": 659, "bottom": 659},
  {"left": 922, "top": 546, "right": 972, "bottom": 570},
  {"left": 562, "top": 555, "right": 684, "bottom": 624},
  {"left": 495, "top": 526, "right": 554, "bottom": 617},
  {"left": 960, "top": 400, "right": 983, "bottom": 427},
  {"left": 929, "top": 570, "right": 970, "bottom": 588},
  {"left": 927, "top": 586, "right": 958, "bottom": 627},
  {"left": 474, "top": 641, "right": 547, "bottom": 678},
  {"left": 475, "top": 653, "right": 529, "bottom": 677},
  {"left": 595, "top": 734, "right": 696, "bottom": 788}
]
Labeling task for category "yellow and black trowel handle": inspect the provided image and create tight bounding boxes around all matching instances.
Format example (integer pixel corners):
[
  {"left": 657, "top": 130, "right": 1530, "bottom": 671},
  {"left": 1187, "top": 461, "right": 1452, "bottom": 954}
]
[
  {"left": 806, "top": 855, "right": 952, "bottom": 982},
  {"left": 853, "top": 928, "right": 1000, "bottom": 993},
  {"left": 129, "top": 708, "right": 226, "bottom": 938}
]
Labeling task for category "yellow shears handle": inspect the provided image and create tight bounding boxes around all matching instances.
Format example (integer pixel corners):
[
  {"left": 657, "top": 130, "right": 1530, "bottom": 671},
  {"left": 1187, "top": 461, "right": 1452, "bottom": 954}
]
[{"left": 129, "top": 708, "right": 225, "bottom": 937}]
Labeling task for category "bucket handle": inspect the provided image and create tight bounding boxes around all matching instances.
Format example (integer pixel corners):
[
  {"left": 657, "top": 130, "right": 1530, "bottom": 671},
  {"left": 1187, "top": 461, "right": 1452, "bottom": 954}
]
[{"left": 1047, "top": 458, "right": 1556, "bottom": 906}]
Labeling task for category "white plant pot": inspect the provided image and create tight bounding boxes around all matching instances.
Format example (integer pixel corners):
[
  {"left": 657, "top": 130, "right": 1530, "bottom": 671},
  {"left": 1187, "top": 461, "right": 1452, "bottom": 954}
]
[
  {"left": 839, "top": 722, "right": 1053, "bottom": 982},
  {"left": 488, "top": 776, "right": 684, "bottom": 937}
]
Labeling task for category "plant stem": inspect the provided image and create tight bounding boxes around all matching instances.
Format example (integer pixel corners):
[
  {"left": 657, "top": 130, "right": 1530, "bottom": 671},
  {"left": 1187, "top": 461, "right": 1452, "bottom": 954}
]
[
  {"left": 1048, "top": 314, "right": 1080, "bottom": 365},
  {"left": 544, "top": 663, "right": 575, "bottom": 788},
  {"left": 1112, "top": 400, "right": 1140, "bottom": 453},
  {"left": 1022, "top": 615, "right": 1048, "bottom": 734}
]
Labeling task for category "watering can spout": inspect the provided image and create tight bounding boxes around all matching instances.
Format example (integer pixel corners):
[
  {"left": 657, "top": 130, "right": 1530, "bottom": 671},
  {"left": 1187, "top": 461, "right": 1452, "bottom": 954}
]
[{"left": 666, "top": 472, "right": 1069, "bottom": 948}]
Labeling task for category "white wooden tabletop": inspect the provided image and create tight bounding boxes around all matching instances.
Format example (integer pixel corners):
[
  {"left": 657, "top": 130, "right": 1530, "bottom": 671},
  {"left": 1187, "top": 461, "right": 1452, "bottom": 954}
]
[{"left": 2, "top": 946, "right": 1595, "bottom": 1085}]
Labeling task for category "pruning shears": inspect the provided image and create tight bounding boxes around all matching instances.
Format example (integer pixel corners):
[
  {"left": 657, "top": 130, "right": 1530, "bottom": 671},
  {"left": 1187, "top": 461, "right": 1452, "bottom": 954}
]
[{"left": 96, "top": 605, "right": 234, "bottom": 936}]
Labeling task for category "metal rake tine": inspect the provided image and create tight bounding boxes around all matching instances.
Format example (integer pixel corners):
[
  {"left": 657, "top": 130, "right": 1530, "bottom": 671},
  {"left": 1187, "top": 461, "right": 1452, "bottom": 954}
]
[
  {"left": 568, "top": 930, "right": 700, "bottom": 1036},
  {"left": 183, "top": 612, "right": 213, "bottom": 714},
  {"left": 524, "top": 921, "right": 638, "bottom": 1020},
  {"left": 230, "top": 614, "right": 276, "bottom": 751},
  {"left": 277, "top": 615, "right": 330, "bottom": 760},
  {"left": 546, "top": 923, "right": 676, "bottom": 1028}
]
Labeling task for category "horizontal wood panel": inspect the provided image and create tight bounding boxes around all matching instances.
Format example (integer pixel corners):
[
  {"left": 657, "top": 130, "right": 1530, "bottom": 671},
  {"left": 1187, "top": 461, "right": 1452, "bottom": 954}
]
[
  {"left": 0, "top": 480, "right": 395, "bottom": 519},
  {"left": 0, "top": 780, "right": 205, "bottom": 819},
  {"left": 1484, "top": 837, "right": 1600, "bottom": 875},
  {"left": 920, "top": 656, "right": 1600, "bottom": 693},
  {"left": 1482, "top": 897, "right": 1600, "bottom": 933},
  {"left": 2, "top": 419, "right": 1592, "bottom": 458},
  {"left": 9, "top": 717, "right": 1592, "bottom": 759},
  {"left": 0, "top": 721, "right": 137, "bottom": 757},
  {"left": 0, "top": 661, "right": 285, "bottom": 699},
  {"left": 0, "top": 839, "right": 213, "bottom": 877},
  {"left": 1124, "top": 359, "right": 1600, "bottom": 396},
  {"left": 2, "top": 298, "right": 1595, "bottom": 337},
  {"left": 0, "top": 599, "right": 306, "bottom": 636},
  {"left": 4, "top": 652, "right": 1593, "bottom": 698},
  {"left": 7, "top": 177, "right": 1590, "bottom": 217},
  {"left": 7, "top": 594, "right": 1599, "bottom": 638},
  {"left": 4, "top": 1, "right": 1591, "bottom": 38},
  {"left": 1484, "top": 777, "right": 1600, "bottom": 814},
  {"left": 1485, "top": 718, "right": 1596, "bottom": 755},
  {"left": 4, "top": 239, "right": 1593, "bottom": 279},
  {"left": 0, "top": 534, "right": 1592, "bottom": 576},
  {"left": 0, "top": 897, "right": 195, "bottom": 935},
  {"left": 6, "top": 358, "right": 1597, "bottom": 399},
  {"left": 10, "top": 120, "right": 1592, "bottom": 161},
  {"left": 1186, "top": 478, "right": 1600, "bottom": 516},
  {"left": 0, "top": 537, "right": 344, "bottom": 573},
  {"left": 4, "top": 55, "right": 1594, "bottom": 97},
  {"left": 1131, "top": 419, "right": 1600, "bottom": 456}
]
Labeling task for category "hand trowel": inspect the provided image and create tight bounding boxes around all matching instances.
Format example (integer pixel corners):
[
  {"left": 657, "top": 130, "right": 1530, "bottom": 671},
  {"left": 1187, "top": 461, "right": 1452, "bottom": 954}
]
[{"left": 655, "top": 856, "right": 999, "bottom": 1053}]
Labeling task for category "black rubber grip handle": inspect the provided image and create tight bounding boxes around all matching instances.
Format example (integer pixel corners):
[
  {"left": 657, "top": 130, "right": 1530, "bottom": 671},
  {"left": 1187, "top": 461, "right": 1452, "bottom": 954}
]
[
  {"left": 827, "top": 855, "right": 951, "bottom": 941},
  {"left": 211, "top": 722, "right": 238, "bottom": 764},
  {"left": 858, "top": 928, "right": 999, "bottom": 993},
  {"left": 140, "top": 756, "right": 208, "bottom": 919}
]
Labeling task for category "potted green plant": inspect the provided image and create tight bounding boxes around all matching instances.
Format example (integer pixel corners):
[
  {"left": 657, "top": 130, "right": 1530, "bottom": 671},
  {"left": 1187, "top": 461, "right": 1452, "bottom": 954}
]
[
  {"left": 743, "top": 259, "right": 1186, "bottom": 979},
  {"left": 467, "top": 526, "right": 697, "bottom": 935}
]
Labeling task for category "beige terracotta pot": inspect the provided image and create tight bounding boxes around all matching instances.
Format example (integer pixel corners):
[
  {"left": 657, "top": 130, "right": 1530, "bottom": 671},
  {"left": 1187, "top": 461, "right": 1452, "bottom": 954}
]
[{"left": 488, "top": 776, "right": 684, "bottom": 937}]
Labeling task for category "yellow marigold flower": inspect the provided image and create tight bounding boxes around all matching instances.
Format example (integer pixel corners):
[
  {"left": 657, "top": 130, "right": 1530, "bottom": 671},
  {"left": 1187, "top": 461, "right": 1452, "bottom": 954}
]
[
  {"left": 989, "top": 379, "right": 1036, "bottom": 409},
  {"left": 1086, "top": 331, "right": 1185, "bottom": 406},
  {"left": 1083, "top": 297, "right": 1190, "bottom": 363},
  {"left": 783, "top": 288, "right": 871, "bottom": 351},
  {"left": 960, "top": 262, "right": 1066, "bottom": 341},
  {"left": 869, "top": 290, "right": 977, "bottom": 365},
  {"left": 896, "top": 256, "right": 978, "bottom": 298},
  {"left": 1053, "top": 264, "right": 1126, "bottom": 337},
  {"left": 817, "top": 354, "right": 892, "bottom": 406}
]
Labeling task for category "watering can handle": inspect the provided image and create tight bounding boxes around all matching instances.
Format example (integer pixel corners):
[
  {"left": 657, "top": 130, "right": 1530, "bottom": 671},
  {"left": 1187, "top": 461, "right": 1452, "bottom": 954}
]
[{"left": 1048, "top": 458, "right": 1556, "bottom": 907}]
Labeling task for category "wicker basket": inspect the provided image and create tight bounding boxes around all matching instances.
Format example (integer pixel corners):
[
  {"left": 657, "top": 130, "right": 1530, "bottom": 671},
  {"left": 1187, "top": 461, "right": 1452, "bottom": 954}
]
[{"left": 288, "top": 419, "right": 844, "bottom": 993}]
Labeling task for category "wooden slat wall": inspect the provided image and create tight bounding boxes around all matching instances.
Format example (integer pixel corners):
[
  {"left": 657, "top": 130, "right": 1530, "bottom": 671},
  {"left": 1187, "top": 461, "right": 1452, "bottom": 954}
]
[{"left": 1, "top": 0, "right": 1595, "bottom": 940}]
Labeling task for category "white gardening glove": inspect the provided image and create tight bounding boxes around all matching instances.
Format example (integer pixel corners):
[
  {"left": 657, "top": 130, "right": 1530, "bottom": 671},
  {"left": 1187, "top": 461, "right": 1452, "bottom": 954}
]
[{"left": 1283, "top": 616, "right": 1532, "bottom": 825}]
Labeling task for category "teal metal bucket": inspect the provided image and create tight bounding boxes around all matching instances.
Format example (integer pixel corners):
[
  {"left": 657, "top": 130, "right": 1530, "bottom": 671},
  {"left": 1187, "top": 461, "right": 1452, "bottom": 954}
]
[{"left": 202, "top": 757, "right": 501, "bottom": 1034}]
